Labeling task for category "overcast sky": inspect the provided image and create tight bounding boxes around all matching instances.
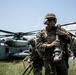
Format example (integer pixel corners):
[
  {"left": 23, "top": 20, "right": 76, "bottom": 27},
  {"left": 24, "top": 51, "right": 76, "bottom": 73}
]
[{"left": 0, "top": 0, "right": 76, "bottom": 36}]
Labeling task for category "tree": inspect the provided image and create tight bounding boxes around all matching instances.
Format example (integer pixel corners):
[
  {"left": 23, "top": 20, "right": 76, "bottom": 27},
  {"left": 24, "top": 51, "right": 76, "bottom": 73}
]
[{"left": 71, "top": 39, "right": 76, "bottom": 56}]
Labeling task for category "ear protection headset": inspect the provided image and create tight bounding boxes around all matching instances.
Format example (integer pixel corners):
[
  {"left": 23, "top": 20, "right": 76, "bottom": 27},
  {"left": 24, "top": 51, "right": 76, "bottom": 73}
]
[{"left": 44, "top": 19, "right": 49, "bottom": 25}]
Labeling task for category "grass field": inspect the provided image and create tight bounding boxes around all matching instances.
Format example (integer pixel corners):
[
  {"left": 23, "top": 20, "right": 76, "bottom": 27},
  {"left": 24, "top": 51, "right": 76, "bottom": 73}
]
[{"left": 0, "top": 58, "right": 76, "bottom": 75}]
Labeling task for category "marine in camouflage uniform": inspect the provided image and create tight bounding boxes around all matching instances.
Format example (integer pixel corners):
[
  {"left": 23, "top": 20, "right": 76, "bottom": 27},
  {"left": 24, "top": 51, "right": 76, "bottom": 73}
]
[
  {"left": 58, "top": 28, "right": 74, "bottom": 69},
  {"left": 28, "top": 38, "right": 43, "bottom": 75},
  {"left": 36, "top": 13, "right": 71, "bottom": 75}
]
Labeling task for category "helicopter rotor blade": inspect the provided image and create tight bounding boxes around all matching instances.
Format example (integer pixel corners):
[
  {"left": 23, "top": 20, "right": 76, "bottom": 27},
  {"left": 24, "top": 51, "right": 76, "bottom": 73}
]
[
  {"left": 27, "top": 22, "right": 76, "bottom": 34},
  {"left": 67, "top": 30, "right": 76, "bottom": 31},
  {"left": 0, "top": 29, "right": 15, "bottom": 34},
  {"left": 0, "top": 34, "right": 14, "bottom": 38},
  {"left": 23, "top": 30, "right": 41, "bottom": 34},
  {"left": 0, "top": 22, "right": 75, "bottom": 38},
  {"left": 61, "top": 22, "right": 76, "bottom": 26}
]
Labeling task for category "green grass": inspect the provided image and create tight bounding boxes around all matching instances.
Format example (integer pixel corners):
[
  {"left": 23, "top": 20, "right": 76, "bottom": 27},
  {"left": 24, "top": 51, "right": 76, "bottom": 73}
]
[
  {"left": 68, "top": 58, "right": 76, "bottom": 75},
  {"left": 0, "top": 59, "right": 76, "bottom": 75},
  {"left": 0, "top": 60, "right": 24, "bottom": 75}
]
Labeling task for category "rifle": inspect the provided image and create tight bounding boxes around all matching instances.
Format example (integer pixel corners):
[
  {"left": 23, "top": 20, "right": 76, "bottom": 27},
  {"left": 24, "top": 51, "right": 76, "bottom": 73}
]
[{"left": 21, "top": 62, "right": 33, "bottom": 75}]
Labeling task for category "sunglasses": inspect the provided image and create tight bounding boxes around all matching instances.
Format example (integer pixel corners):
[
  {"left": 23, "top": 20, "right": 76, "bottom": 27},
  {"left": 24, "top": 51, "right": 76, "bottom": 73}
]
[{"left": 48, "top": 19, "right": 56, "bottom": 22}]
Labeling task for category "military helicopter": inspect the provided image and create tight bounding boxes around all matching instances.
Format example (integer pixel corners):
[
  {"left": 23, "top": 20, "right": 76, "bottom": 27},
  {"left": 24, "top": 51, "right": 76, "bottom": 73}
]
[
  {"left": 0, "top": 29, "right": 39, "bottom": 60},
  {"left": 0, "top": 22, "right": 76, "bottom": 60}
]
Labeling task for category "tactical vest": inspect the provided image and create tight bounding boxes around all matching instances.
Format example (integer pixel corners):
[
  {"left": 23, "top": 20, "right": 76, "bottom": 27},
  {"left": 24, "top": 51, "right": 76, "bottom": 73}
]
[
  {"left": 40, "top": 27, "right": 57, "bottom": 55},
  {"left": 41, "top": 27, "right": 56, "bottom": 44}
]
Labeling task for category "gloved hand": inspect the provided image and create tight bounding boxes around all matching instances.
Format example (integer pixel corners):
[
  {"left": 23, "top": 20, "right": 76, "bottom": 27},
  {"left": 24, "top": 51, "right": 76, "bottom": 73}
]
[
  {"left": 51, "top": 40, "right": 60, "bottom": 47},
  {"left": 45, "top": 40, "right": 60, "bottom": 48}
]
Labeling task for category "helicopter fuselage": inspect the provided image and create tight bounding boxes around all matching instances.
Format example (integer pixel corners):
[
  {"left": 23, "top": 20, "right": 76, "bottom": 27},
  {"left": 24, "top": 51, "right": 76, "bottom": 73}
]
[
  {"left": 4, "top": 38, "right": 28, "bottom": 47},
  {"left": 0, "top": 40, "right": 29, "bottom": 60}
]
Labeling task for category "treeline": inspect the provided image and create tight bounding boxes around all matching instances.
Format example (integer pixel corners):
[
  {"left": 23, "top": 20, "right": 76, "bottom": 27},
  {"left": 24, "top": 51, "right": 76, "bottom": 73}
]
[{"left": 71, "top": 39, "right": 76, "bottom": 56}]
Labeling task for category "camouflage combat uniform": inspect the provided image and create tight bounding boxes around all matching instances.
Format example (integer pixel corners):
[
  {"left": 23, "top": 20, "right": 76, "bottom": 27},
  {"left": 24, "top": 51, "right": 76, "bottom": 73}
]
[
  {"left": 58, "top": 28, "right": 72, "bottom": 69},
  {"left": 28, "top": 38, "right": 43, "bottom": 75},
  {"left": 36, "top": 26, "right": 70, "bottom": 75}
]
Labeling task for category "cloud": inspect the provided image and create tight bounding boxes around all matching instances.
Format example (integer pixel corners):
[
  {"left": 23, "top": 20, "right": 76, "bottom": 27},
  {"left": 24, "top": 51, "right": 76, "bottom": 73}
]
[
  {"left": 64, "top": 24, "right": 76, "bottom": 30},
  {"left": 63, "top": 24, "right": 76, "bottom": 35}
]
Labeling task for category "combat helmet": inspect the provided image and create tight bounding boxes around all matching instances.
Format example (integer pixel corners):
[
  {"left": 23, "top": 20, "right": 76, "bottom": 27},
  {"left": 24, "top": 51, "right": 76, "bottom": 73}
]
[{"left": 44, "top": 13, "right": 57, "bottom": 25}]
